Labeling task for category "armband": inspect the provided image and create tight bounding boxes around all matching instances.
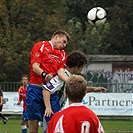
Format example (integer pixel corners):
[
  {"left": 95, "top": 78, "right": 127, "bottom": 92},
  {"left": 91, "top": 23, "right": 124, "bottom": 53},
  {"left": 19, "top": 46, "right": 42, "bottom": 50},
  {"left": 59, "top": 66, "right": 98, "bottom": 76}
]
[{"left": 41, "top": 72, "right": 47, "bottom": 78}]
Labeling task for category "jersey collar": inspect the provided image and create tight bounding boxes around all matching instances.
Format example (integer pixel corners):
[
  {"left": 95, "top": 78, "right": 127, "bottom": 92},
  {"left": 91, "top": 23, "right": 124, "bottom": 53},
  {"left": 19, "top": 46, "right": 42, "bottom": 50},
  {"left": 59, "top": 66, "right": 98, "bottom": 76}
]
[
  {"left": 69, "top": 102, "right": 83, "bottom": 106},
  {"left": 49, "top": 41, "right": 54, "bottom": 49}
]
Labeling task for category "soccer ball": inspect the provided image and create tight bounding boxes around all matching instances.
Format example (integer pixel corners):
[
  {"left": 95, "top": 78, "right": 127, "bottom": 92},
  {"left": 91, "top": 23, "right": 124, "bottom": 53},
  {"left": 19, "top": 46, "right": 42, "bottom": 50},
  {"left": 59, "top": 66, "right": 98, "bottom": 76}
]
[{"left": 87, "top": 7, "right": 107, "bottom": 26}]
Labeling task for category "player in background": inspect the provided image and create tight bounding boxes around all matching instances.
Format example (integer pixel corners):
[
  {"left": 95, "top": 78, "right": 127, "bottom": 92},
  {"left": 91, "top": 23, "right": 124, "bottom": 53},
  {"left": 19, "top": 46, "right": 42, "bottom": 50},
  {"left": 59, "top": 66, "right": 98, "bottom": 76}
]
[
  {"left": 43, "top": 50, "right": 106, "bottom": 132},
  {"left": 0, "top": 89, "right": 8, "bottom": 124},
  {"left": 17, "top": 74, "right": 29, "bottom": 133},
  {"left": 47, "top": 75, "right": 105, "bottom": 133},
  {"left": 26, "top": 30, "right": 70, "bottom": 133}
]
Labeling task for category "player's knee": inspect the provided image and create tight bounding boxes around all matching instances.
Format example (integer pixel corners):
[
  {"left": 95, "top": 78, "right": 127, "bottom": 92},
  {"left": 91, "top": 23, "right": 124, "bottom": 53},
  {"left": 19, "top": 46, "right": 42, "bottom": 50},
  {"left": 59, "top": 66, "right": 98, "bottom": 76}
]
[{"left": 28, "top": 120, "right": 38, "bottom": 133}]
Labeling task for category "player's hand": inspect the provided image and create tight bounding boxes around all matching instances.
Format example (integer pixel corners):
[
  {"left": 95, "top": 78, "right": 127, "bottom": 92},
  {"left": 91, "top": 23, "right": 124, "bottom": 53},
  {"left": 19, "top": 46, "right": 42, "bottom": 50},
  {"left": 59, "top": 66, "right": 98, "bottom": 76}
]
[
  {"left": 45, "top": 73, "right": 53, "bottom": 82},
  {"left": 17, "top": 101, "right": 20, "bottom": 105},
  {"left": 93, "top": 87, "right": 107, "bottom": 92},
  {"left": 44, "top": 107, "right": 54, "bottom": 117}
]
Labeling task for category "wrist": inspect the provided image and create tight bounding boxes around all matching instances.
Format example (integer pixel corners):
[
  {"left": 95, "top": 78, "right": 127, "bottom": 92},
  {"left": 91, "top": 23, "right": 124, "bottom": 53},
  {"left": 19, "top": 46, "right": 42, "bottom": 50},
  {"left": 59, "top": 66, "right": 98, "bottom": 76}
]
[
  {"left": 46, "top": 106, "right": 51, "bottom": 109},
  {"left": 41, "top": 72, "right": 47, "bottom": 78}
]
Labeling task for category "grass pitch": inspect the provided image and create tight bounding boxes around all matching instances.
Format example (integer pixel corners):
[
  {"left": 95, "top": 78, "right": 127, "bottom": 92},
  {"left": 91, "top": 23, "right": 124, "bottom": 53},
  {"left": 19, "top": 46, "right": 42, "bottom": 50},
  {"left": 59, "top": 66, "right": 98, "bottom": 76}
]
[
  {"left": 0, "top": 118, "right": 133, "bottom": 133},
  {"left": 101, "top": 119, "right": 133, "bottom": 133},
  {"left": 0, "top": 118, "right": 44, "bottom": 133}
]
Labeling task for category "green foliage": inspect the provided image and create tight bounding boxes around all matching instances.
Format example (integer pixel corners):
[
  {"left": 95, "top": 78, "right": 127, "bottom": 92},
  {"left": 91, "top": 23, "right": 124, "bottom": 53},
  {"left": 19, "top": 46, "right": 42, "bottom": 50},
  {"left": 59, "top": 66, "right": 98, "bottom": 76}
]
[
  {"left": 0, "top": 0, "right": 133, "bottom": 81},
  {"left": 0, "top": 0, "right": 67, "bottom": 81},
  {"left": 66, "top": 0, "right": 133, "bottom": 55},
  {"left": 104, "top": 0, "right": 133, "bottom": 54},
  {"left": 83, "top": 22, "right": 110, "bottom": 54},
  {"left": 64, "top": 18, "right": 84, "bottom": 53}
]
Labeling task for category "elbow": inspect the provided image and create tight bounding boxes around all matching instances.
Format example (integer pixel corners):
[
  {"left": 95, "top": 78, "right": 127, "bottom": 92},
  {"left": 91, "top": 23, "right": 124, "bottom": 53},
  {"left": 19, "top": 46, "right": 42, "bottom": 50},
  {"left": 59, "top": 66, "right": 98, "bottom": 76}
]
[
  {"left": 32, "top": 64, "right": 37, "bottom": 72},
  {"left": 32, "top": 63, "right": 40, "bottom": 73}
]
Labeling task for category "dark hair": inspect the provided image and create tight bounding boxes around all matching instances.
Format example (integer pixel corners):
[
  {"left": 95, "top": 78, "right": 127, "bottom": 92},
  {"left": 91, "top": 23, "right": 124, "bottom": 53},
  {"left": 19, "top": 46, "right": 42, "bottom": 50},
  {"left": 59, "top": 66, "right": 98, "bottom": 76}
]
[
  {"left": 52, "top": 30, "right": 70, "bottom": 42},
  {"left": 21, "top": 74, "right": 28, "bottom": 80},
  {"left": 66, "top": 50, "right": 87, "bottom": 68},
  {"left": 65, "top": 75, "right": 87, "bottom": 102}
]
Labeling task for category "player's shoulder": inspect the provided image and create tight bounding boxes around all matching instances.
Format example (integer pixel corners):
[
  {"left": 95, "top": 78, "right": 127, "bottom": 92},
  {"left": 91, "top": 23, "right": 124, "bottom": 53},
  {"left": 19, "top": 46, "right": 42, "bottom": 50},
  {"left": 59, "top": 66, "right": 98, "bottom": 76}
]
[
  {"left": 63, "top": 106, "right": 98, "bottom": 122},
  {"left": 34, "top": 41, "right": 50, "bottom": 47},
  {"left": 18, "top": 86, "right": 24, "bottom": 91},
  {"left": 64, "top": 105, "right": 94, "bottom": 115},
  {"left": 32, "top": 41, "right": 52, "bottom": 52},
  {"left": 34, "top": 41, "right": 48, "bottom": 46},
  {"left": 54, "top": 107, "right": 78, "bottom": 120}
]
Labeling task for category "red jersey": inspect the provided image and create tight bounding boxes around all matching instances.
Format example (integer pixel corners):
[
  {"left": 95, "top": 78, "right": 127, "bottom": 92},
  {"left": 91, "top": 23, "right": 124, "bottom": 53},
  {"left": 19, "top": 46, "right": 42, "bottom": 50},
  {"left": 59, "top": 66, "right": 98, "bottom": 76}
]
[
  {"left": 47, "top": 103, "right": 105, "bottom": 133},
  {"left": 29, "top": 41, "right": 67, "bottom": 84},
  {"left": 18, "top": 86, "right": 27, "bottom": 110}
]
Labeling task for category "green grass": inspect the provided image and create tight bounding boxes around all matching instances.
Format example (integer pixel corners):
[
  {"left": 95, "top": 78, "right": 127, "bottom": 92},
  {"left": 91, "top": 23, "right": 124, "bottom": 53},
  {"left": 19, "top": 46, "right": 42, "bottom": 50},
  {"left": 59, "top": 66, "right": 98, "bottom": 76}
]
[
  {"left": 0, "top": 118, "right": 133, "bottom": 133},
  {"left": 101, "top": 119, "right": 133, "bottom": 133},
  {"left": 0, "top": 119, "right": 44, "bottom": 133}
]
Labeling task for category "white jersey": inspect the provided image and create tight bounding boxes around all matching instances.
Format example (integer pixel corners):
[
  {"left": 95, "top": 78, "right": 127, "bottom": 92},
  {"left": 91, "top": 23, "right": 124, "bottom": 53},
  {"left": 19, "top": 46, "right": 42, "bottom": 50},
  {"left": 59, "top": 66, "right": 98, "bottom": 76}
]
[{"left": 43, "top": 69, "right": 72, "bottom": 107}]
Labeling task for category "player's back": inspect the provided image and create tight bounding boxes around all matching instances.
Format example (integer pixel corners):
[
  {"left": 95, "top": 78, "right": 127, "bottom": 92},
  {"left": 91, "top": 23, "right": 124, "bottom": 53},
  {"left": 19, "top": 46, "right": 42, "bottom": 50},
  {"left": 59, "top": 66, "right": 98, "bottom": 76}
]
[{"left": 47, "top": 104, "right": 104, "bottom": 133}]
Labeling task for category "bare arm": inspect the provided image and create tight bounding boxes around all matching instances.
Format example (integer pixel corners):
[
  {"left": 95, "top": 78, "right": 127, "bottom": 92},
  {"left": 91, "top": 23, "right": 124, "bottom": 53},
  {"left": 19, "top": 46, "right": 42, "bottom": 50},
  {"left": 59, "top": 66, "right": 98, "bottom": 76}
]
[
  {"left": 17, "top": 90, "right": 22, "bottom": 105},
  {"left": 32, "top": 62, "right": 43, "bottom": 76},
  {"left": 42, "top": 89, "right": 54, "bottom": 117},
  {"left": 57, "top": 68, "right": 69, "bottom": 82},
  {"left": 32, "top": 62, "right": 53, "bottom": 81},
  {"left": 86, "top": 86, "right": 107, "bottom": 93}
]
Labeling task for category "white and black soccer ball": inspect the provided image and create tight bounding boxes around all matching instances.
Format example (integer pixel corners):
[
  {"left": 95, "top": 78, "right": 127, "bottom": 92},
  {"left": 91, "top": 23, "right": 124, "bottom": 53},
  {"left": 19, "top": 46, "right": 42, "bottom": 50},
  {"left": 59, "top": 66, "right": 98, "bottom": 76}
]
[{"left": 87, "top": 7, "right": 107, "bottom": 26}]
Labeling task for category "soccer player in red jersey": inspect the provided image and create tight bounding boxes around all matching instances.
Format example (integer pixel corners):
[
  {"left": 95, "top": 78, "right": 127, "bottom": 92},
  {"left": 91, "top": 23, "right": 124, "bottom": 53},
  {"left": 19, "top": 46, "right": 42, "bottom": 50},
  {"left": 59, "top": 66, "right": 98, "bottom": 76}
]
[
  {"left": 26, "top": 30, "right": 70, "bottom": 133},
  {"left": 17, "top": 74, "right": 29, "bottom": 133},
  {"left": 47, "top": 75, "right": 105, "bottom": 133}
]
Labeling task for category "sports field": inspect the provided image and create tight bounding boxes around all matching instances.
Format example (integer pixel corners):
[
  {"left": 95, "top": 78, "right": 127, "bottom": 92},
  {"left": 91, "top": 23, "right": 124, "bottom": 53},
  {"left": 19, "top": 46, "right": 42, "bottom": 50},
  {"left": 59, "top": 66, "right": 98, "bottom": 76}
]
[
  {"left": 0, "top": 119, "right": 44, "bottom": 133},
  {"left": 0, "top": 118, "right": 133, "bottom": 133}
]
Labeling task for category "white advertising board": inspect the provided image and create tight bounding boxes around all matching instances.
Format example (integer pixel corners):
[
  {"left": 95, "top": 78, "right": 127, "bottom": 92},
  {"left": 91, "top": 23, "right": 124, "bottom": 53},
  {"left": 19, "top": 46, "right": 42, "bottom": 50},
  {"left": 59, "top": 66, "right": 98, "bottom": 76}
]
[
  {"left": 3, "top": 92, "right": 23, "bottom": 114},
  {"left": 2, "top": 92, "right": 133, "bottom": 116},
  {"left": 82, "top": 93, "right": 133, "bottom": 116}
]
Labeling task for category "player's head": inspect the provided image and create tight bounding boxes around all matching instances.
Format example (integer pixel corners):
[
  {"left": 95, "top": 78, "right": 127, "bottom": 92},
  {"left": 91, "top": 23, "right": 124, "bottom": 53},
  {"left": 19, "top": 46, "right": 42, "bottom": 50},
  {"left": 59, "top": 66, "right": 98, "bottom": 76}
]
[
  {"left": 21, "top": 74, "right": 29, "bottom": 87},
  {"left": 66, "top": 50, "right": 87, "bottom": 74},
  {"left": 65, "top": 75, "right": 87, "bottom": 103},
  {"left": 51, "top": 30, "right": 70, "bottom": 50}
]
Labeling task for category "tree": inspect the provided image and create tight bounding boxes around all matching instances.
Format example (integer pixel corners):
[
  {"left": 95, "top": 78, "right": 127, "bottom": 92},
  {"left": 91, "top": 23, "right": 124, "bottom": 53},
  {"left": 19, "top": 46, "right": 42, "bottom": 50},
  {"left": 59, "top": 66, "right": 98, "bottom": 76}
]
[
  {"left": 0, "top": 0, "right": 133, "bottom": 81},
  {"left": 83, "top": 23, "right": 110, "bottom": 54},
  {"left": 66, "top": 0, "right": 133, "bottom": 54},
  {"left": 0, "top": 0, "right": 67, "bottom": 82},
  {"left": 104, "top": 0, "right": 133, "bottom": 54}
]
